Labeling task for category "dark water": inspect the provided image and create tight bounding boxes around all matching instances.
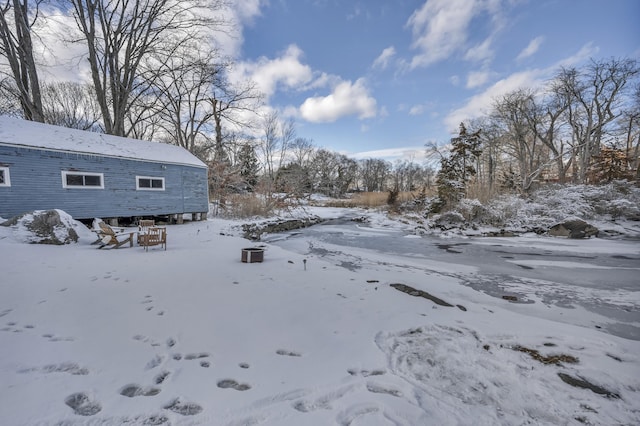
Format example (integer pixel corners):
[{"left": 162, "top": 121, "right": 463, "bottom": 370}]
[{"left": 264, "top": 218, "right": 640, "bottom": 340}]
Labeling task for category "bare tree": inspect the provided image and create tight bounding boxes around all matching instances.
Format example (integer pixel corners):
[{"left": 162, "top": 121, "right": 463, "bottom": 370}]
[
  {"left": 210, "top": 77, "right": 262, "bottom": 162},
  {"left": 149, "top": 47, "right": 224, "bottom": 157},
  {"left": 67, "top": 0, "right": 227, "bottom": 136},
  {"left": 260, "top": 110, "right": 280, "bottom": 187},
  {"left": 276, "top": 117, "right": 296, "bottom": 169},
  {"left": 621, "top": 84, "right": 640, "bottom": 178},
  {"left": 491, "top": 89, "right": 548, "bottom": 191},
  {"left": 41, "top": 81, "right": 101, "bottom": 130},
  {"left": 0, "top": 0, "right": 44, "bottom": 121},
  {"left": 290, "top": 137, "right": 315, "bottom": 167},
  {"left": 555, "top": 58, "right": 638, "bottom": 182},
  {"left": 358, "top": 158, "right": 390, "bottom": 192}
]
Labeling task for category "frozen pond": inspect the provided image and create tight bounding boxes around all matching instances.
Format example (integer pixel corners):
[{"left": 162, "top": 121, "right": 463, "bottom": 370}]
[{"left": 264, "top": 217, "right": 640, "bottom": 341}]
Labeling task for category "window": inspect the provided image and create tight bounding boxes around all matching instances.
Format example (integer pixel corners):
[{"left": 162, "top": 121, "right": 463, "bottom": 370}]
[
  {"left": 61, "top": 171, "right": 104, "bottom": 188},
  {"left": 0, "top": 167, "right": 10, "bottom": 187},
  {"left": 136, "top": 176, "right": 165, "bottom": 191}
]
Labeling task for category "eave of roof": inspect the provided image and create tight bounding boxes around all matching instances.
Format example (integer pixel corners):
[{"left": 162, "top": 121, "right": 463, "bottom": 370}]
[{"left": 0, "top": 116, "right": 207, "bottom": 168}]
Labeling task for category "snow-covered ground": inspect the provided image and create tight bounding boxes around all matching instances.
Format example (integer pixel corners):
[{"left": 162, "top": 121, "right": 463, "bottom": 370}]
[{"left": 1, "top": 208, "right": 639, "bottom": 425}]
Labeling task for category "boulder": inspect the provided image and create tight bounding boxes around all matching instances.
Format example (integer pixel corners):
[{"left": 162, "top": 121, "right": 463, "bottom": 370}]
[
  {"left": 0, "top": 209, "right": 80, "bottom": 244},
  {"left": 241, "top": 217, "right": 323, "bottom": 241},
  {"left": 548, "top": 219, "right": 598, "bottom": 239}
]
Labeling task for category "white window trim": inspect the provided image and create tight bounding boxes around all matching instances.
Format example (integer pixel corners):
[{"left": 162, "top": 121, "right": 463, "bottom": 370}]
[
  {"left": 136, "top": 175, "right": 165, "bottom": 191},
  {"left": 0, "top": 166, "right": 10, "bottom": 187},
  {"left": 61, "top": 171, "right": 104, "bottom": 189}
]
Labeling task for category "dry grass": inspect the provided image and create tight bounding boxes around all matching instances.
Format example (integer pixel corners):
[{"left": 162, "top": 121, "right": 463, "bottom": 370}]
[
  {"left": 466, "top": 182, "right": 502, "bottom": 203},
  {"left": 323, "top": 191, "right": 430, "bottom": 208},
  {"left": 223, "top": 194, "right": 276, "bottom": 218}
]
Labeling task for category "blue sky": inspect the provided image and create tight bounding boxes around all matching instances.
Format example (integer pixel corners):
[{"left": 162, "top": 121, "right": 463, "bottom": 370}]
[{"left": 228, "top": 0, "right": 640, "bottom": 162}]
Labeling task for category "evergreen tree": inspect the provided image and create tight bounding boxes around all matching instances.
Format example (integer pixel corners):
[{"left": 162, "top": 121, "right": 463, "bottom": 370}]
[
  {"left": 275, "top": 163, "right": 311, "bottom": 196},
  {"left": 238, "top": 143, "right": 260, "bottom": 191},
  {"left": 434, "top": 123, "right": 482, "bottom": 211}
]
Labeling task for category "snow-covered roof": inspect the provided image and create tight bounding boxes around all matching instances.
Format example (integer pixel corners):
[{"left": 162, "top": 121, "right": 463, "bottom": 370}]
[{"left": 0, "top": 116, "right": 207, "bottom": 168}]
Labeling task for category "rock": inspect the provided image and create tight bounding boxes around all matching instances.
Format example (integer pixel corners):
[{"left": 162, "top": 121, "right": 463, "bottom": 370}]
[
  {"left": 483, "top": 229, "right": 517, "bottom": 237},
  {"left": 241, "top": 217, "right": 323, "bottom": 241},
  {"left": 0, "top": 209, "right": 80, "bottom": 244},
  {"left": 549, "top": 219, "right": 598, "bottom": 239},
  {"left": 431, "top": 211, "right": 467, "bottom": 231}
]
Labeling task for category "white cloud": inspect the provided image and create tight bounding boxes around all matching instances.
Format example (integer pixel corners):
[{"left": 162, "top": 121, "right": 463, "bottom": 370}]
[
  {"left": 233, "top": 0, "right": 264, "bottom": 22},
  {"left": 555, "top": 42, "right": 599, "bottom": 68},
  {"left": 349, "top": 146, "right": 429, "bottom": 162},
  {"left": 409, "top": 104, "right": 425, "bottom": 116},
  {"left": 445, "top": 69, "right": 543, "bottom": 131},
  {"left": 231, "top": 45, "right": 314, "bottom": 100},
  {"left": 372, "top": 46, "right": 396, "bottom": 70},
  {"left": 300, "top": 78, "right": 377, "bottom": 123},
  {"left": 444, "top": 43, "right": 599, "bottom": 133},
  {"left": 24, "top": 2, "right": 266, "bottom": 83},
  {"left": 405, "top": 0, "right": 478, "bottom": 68},
  {"left": 28, "top": 8, "right": 92, "bottom": 83},
  {"left": 215, "top": 0, "right": 265, "bottom": 57},
  {"left": 516, "top": 36, "right": 544, "bottom": 61},
  {"left": 466, "top": 70, "right": 491, "bottom": 88},
  {"left": 464, "top": 37, "right": 494, "bottom": 63}
]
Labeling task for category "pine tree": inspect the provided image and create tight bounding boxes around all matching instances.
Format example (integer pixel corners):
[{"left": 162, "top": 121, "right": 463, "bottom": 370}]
[
  {"left": 434, "top": 123, "right": 482, "bottom": 211},
  {"left": 238, "top": 143, "right": 260, "bottom": 191}
]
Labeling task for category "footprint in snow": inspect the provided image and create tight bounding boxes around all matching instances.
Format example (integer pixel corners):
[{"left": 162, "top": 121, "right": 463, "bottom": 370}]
[
  {"left": 347, "top": 368, "right": 386, "bottom": 377},
  {"left": 184, "top": 352, "right": 210, "bottom": 360},
  {"left": 146, "top": 355, "right": 164, "bottom": 370},
  {"left": 217, "top": 379, "right": 251, "bottom": 391},
  {"left": 155, "top": 371, "right": 170, "bottom": 385},
  {"left": 119, "top": 384, "right": 161, "bottom": 397},
  {"left": 276, "top": 349, "right": 302, "bottom": 357},
  {"left": 65, "top": 392, "right": 102, "bottom": 416},
  {"left": 366, "top": 382, "right": 402, "bottom": 397},
  {"left": 164, "top": 398, "right": 203, "bottom": 416}
]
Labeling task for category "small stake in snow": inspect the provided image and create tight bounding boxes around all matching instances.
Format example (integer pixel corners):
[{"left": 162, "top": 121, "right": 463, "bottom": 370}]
[{"left": 303, "top": 259, "right": 307, "bottom": 271}]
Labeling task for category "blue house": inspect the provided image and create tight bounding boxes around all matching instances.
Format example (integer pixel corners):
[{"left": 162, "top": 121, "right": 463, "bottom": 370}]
[{"left": 0, "top": 116, "right": 209, "bottom": 223}]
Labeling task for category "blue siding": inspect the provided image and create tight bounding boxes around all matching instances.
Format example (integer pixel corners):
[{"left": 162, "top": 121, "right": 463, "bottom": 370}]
[{"left": 0, "top": 145, "right": 209, "bottom": 219}]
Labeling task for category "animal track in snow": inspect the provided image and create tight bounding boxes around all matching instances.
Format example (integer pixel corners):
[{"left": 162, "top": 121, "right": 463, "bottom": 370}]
[
  {"left": 276, "top": 349, "right": 301, "bottom": 357},
  {"left": 347, "top": 368, "right": 385, "bottom": 377},
  {"left": 145, "top": 355, "right": 164, "bottom": 370},
  {"left": 366, "top": 382, "right": 402, "bottom": 397},
  {"left": 155, "top": 371, "right": 170, "bottom": 385},
  {"left": 2, "top": 321, "right": 74, "bottom": 342},
  {"left": 184, "top": 352, "right": 210, "bottom": 360},
  {"left": 119, "top": 384, "right": 161, "bottom": 397},
  {"left": 164, "top": 398, "right": 203, "bottom": 416},
  {"left": 292, "top": 385, "right": 355, "bottom": 413},
  {"left": 65, "top": 392, "right": 102, "bottom": 416},
  {"left": 20, "top": 362, "right": 89, "bottom": 376},
  {"left": 49, "top": 335, "right": 75, "bottom": 342},
  {"left": 217, "top": 379, "right": 251, "bottom": 391}
]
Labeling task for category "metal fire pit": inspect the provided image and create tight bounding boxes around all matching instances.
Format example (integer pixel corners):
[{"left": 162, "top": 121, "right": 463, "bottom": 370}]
[{"left": 241, "top": 247, "right": 264, "bottom": 263}]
